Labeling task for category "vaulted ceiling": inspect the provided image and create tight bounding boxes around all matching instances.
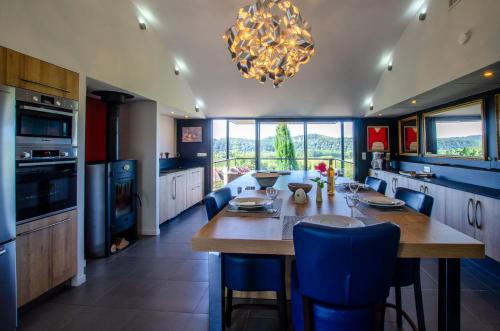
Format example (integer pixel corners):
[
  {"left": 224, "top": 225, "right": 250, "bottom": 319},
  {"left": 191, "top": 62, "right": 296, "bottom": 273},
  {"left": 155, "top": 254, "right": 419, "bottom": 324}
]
[{"left": 135, "top": 0, "right": 425, "bottom": 117}]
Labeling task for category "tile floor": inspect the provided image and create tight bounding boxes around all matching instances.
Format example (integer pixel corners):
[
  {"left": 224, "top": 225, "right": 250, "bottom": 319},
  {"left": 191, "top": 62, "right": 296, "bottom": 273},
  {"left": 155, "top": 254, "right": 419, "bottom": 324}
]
[{"left": 18, "top": 204, "right": 500, "bottom": 331}]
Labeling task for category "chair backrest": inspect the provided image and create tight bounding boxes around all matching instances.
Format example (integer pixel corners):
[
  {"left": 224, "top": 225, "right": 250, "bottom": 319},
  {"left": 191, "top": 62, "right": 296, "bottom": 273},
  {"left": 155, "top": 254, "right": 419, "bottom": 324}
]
[
  {"left": 293, "top": 222, "right": 400, "bottom": 307},
  {"left": 204, "top": 187, "right": 232, "bottom": 220},
  {"left": 365, "top": 176, "right": 387, "bottom": 194},
  {"left": 395, "top": 187, "right": 433, "bottom": 217}
]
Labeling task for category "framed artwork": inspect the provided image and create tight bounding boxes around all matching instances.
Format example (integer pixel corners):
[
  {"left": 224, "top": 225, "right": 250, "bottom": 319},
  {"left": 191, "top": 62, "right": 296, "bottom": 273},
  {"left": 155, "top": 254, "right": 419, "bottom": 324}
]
[
  {"left": 404, "top": 126, "right": 418, "bottom": 152},
  {"left": 182, "top": 126, "right": 202, "bottom": 143},
  {"left": 367, "top": 126, "right": 390, "bottom": 152}
]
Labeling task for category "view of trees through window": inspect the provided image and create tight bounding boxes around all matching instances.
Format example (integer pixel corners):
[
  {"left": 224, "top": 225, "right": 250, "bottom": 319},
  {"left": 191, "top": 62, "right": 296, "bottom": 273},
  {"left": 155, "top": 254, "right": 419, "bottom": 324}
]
[{"left": 212, "top": 119, "right": 355, "bottom": 189}]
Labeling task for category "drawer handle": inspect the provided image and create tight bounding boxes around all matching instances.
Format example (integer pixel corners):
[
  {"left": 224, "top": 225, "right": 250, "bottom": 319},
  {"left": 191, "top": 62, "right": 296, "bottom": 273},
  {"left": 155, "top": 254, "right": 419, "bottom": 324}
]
[
  {"left": 475, "top": 200, "right": 482, "bottom": 229},
  {"left": 466, "top": 199, "right": 474, "bottom": 226},
  {"left": 17, "top": 218, "right": 70, "bottom": 237},
  {"left": 20, "top": 78, "right": 71, "bottom": 93}
]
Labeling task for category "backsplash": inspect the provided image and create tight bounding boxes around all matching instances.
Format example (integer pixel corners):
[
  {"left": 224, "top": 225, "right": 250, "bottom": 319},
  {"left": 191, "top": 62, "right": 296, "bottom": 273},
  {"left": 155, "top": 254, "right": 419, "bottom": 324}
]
[{"left": 159, "top": 157, "right": 180, "bottom": 172}]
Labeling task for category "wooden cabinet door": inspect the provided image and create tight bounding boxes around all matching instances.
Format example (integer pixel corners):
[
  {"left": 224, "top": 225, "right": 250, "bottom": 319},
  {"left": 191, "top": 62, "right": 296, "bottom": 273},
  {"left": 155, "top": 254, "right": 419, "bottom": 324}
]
[
  {"left": 16, "top": 227, "right": 51, "bottom": 307},
  {"left": 444, "top": 188, "right": 475, "bottom": 237},
  {"left": 175, "top": 173, "right": 187, "bottom": 215},
  {"left": 424, "top": 182, "right": 446, "bottom": 223},
  {"left": 474, "top": 195, "right": 500, "bottom": 262},
  {"left": 4, "top": 48, "right": 79, "bottom": 100},
  {"left": 50, "top": 215, "right": 77, "bottom": 286}
]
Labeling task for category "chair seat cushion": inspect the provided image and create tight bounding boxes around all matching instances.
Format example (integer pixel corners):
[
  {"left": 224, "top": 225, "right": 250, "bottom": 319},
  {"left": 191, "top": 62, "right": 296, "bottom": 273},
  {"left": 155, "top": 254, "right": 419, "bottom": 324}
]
[{"left": 224, "top": 254, "right": 285, "bottom": 292}]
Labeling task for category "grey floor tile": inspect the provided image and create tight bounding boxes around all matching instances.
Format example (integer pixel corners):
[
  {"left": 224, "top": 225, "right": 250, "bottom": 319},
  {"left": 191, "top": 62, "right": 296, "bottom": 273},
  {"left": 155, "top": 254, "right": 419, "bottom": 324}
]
[
  {"left": 18, "top": 303, "right": 83, "bottom": 331},
  {"left": 124, "top": 310, "right": 191, "bottom": 331},
  {"left": 170, "top": 259, "right": 208, "bottom": 282},
  {"left": 194, "top": 287, "right": 209, "bottom": 314},
  {"left": 59, "top": 306, "right": 136, "bottom": 331},
  {"left": 461, "top": 290, "right": 500, "bottom": 324},
  {"left": 50, "top": 275, "right": 121, "bottom": 305},
  {"left": 182, "top": 314, "right": 209, "bottom": 331},
  {"left": 128, "top": 258, "right": 185, "bottom": 280},
  {"left": 244, "top": 317, "right": 280, "bottom": 331}
]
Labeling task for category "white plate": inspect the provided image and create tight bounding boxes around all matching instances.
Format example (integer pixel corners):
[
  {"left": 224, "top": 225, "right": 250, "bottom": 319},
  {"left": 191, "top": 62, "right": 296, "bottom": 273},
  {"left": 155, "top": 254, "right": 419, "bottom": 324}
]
[
  {"left": 360, "top": 196, "right": 405, "bottom": 208},
  {"left": 301, "top": 215, "right": 365, "bottom": 228},
  {"left": 342, "top": 183, "right": 370, "bottom": 190},
  {"left": 229, "top": 197, "right": 273, "bottom": 210}
]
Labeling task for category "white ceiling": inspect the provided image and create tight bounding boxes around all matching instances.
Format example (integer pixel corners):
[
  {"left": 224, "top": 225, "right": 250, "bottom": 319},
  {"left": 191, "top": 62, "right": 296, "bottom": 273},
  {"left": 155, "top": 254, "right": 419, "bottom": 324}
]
[{"left": 135, "top": 0, "right": 424, "bottom": 118}]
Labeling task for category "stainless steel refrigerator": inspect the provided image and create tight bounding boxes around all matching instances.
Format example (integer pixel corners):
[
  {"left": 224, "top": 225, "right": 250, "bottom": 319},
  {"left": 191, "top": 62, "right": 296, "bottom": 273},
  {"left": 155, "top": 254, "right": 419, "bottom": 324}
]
[{"left": 0, "top": 85, "right": 17, "bottom": 330}]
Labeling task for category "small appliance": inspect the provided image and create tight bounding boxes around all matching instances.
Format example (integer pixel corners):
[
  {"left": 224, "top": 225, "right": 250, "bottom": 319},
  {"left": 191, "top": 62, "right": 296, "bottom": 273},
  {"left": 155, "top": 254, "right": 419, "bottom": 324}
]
[{"left": 371, "top": 152, "right": 384, "bottom": 170}]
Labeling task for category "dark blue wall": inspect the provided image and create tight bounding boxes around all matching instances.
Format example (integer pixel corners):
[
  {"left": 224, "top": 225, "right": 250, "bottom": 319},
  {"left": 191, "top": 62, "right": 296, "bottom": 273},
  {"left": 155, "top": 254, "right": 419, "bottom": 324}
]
[{"left": 176, "top": 119, "right": 212, "bottom": 195}]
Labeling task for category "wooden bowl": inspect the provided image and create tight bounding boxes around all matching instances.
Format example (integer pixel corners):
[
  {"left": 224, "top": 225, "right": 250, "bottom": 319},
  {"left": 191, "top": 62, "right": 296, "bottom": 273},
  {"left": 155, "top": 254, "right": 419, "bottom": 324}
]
[
  {"left": 251, "top": 172, "right": 281, "bottom": 188},
  {"left": 288, "top": 182, "right": 313, "bottom": 193}
]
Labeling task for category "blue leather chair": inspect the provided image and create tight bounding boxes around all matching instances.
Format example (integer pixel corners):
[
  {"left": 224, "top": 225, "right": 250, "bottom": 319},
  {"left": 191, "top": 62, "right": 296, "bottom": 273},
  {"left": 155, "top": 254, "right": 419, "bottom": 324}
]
[
  {"left": 204, "top": 187, "right": 287, "bottom": 330},
  {"left": 392, "top": 187, "right": 434, "bottom": 331},
  {"left": 365, "top": 176, "right": 387, "bottom": 194},
  {"left": 292, "top": 222, "right": 401, "bottom": 331}
]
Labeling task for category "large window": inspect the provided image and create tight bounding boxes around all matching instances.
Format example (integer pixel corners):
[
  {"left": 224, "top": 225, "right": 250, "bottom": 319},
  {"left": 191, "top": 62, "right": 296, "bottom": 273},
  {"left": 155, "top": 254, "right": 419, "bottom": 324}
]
[
  {"left": 212, "top": 119, "right": 355, "bottom": 189},
  {"left": 259, "top": 122, "right": 304, "bottom": 171}
]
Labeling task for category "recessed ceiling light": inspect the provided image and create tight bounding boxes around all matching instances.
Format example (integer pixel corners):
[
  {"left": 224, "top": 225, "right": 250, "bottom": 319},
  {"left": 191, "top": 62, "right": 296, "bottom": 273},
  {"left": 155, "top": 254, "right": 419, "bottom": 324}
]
[
  {"left": 411, "top": 99, "right": 417, "bottom": 105},
  {"left": 419, "top": 7, "right": 427, "bottom": 20},
  {"left": 387, "top": 61, "right": 393, "bottom": 71},
  {"left": 185, "top": 115, "right": 189, "bottom": 119},
  {"left": 138, "top": 18, "right": 147, "bottom": 30},
  {"left": 378, "top": 113, "right": 383, "bottom": 117},
  {"left": 174, "top": 66, "right": 180, "bottom": 75},
  {"left": 170, "top": 111, "right": 175, "bottom": 114},
  {"left": 483, "top": 70, "right": 494, "bottom": 78},
  {"left": 369, "top": 103, "right": 374, "bottom": 111}
]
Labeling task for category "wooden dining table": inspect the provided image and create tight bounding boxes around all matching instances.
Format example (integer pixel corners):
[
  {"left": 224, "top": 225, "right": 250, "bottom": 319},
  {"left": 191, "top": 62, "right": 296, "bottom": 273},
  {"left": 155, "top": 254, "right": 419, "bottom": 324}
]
[{"left": 192, "top": 171, "right": 485, "bottom": 331}]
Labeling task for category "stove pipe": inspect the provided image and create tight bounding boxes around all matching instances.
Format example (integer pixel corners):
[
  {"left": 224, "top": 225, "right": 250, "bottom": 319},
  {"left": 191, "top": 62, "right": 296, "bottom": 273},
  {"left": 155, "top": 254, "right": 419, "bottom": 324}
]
[{"left": 92, "top": 91, "right": 133, "bottom": 161}]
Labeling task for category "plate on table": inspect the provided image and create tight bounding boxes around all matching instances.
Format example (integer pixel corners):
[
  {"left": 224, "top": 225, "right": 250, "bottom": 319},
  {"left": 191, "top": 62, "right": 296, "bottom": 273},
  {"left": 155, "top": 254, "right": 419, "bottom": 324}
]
[
  {"left": 301, "top": 215, "right": 365, "bottom": 228},
  {"left": 359, "top": 196, "right": 405, "bottom": 208},
  {"left": 229, "top": 197, "right": 273, "bottom": 210},
  {"left": 342, "top": 183, "right": 371, "bottom": 191}
]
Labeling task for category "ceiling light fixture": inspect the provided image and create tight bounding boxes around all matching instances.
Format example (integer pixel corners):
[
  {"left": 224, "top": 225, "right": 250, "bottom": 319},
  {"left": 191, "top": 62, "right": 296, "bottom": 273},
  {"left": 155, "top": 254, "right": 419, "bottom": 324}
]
[
  {"left": 483, "top": 70, "right": 494, "bottom": 78},
  {"left": 387, "top": 60, "right": 393, "bottom": 71},
  {"left": 185, "top": 115, "right": 189, "bottom": 119},
  {"left": 378, "top": 113, "right": 383, "bottom": 117},
  {"left": 138, "top": 18, "right": 147, "bottom": 30},
  {"left": 223, "top": 0, "right": 315, "bottom": 88},
  {"left": 174, "top": 65, "right": 180, "bottom": 75},
  {"left": 411, "top": 99, "right": 417, "bottom": 105},
  {"left": 369, "top": 103, "right": 374, "bottom": 111},
  {"left": 418, "top": 7, "right": 427, "bottom": 20},
  {"left": 194, "top": 105, "right": 200, "bottom": 112}
]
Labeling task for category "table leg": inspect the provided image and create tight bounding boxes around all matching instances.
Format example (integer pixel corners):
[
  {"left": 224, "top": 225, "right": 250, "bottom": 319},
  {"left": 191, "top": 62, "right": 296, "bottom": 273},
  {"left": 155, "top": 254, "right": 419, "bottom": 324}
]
[
  {"left": 209, "top": 252, "right": 224, "bottom": 331},
  {"left": 438, "top": 258, "right": 461, "bottom": 331}
]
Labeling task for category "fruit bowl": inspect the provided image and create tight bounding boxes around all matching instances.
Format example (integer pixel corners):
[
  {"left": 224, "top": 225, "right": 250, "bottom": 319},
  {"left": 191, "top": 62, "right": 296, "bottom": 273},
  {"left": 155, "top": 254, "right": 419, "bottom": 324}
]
[
  {"left": 287, "top": 182, "right": 313, "bottom": 193},
  {"left": 251, "top": 172, "right": 281, "bottom": 189}
]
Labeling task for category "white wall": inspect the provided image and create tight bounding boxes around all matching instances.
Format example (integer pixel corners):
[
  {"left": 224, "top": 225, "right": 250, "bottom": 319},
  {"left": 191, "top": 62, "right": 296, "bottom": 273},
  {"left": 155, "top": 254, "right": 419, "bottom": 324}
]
[
  {"left": 158, "top": 114, "right": 176, "bottom": 157},
  {"left": 120, "top": 101, "right": 160, "bottom": 236},
  {"left": 372, "top": 0, "right": 500, "bottom": 112}
]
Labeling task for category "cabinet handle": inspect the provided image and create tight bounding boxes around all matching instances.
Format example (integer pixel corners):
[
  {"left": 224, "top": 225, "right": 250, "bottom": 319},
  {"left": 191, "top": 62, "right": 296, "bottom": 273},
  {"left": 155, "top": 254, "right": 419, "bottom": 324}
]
[
  {"left": 424, "top": 186, "right": 429, "bottom": 195},
  {"left": 419, "top": 185, "right": 424, "bottom": 193},
  {"left": 392, "top": 178, "right": 397, "bottom": 193},
  {"left": 475, "top": 200, "right": 482, "bottom": 229},
  {"left": 172, "top": 177, "right": 177, "bottom": 200},
  {"left": 20, "top": 78, "right": 71, "bottom": 93},
  {"left": 466, "top": 199, "right": 474, "bottom": 226},
  {"left": 17, "top": 218, "right": 70, "bottom": 237}
]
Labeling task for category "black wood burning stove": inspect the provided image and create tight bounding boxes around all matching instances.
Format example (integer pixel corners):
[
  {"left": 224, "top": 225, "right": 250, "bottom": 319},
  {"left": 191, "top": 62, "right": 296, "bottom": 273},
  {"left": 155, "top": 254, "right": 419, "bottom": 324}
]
[{"left": 85, "top": 91, "right": 140, "bottom": 258}]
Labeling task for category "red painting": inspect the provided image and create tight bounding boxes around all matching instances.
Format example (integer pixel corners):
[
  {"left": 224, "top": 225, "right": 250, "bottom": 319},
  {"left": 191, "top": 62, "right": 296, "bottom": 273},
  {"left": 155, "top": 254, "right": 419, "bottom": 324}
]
[
  {"left": 367, "top": 126, "right": 389, "bottom": 152},
  {"left": 404, "top": 126, "right": 418, "bottom": 153}
]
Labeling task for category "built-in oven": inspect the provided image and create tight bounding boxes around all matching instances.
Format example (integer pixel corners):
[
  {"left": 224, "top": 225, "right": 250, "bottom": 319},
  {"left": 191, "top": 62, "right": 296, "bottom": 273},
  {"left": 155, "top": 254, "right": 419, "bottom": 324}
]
[
  {"left": 16, "top": 158, "right": 77, "bottom": 223},
  {"left": 15, "top": 88, "right": 78, "bottom": 147}
]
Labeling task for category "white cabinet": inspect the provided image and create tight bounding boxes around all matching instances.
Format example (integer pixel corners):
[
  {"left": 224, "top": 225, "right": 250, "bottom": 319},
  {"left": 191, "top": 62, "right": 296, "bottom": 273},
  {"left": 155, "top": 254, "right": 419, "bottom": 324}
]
[
  {"left": 159, "top": 167, "right": 204, "bottom": 224},
  {"left": 474, "top": 195, "right": 500, "bottom": 262},
  {"left": 422, "top": 182, "right": 447, "bottom": 224},
  {"left": 445, "top": 188, "right": 475, "bottom": 237}
]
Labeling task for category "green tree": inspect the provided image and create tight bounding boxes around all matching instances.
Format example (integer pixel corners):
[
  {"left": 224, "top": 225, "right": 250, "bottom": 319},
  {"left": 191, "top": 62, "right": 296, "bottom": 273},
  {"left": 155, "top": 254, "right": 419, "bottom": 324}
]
[{"left": 274, "top": 124, "right": 298, "bottom": 170}]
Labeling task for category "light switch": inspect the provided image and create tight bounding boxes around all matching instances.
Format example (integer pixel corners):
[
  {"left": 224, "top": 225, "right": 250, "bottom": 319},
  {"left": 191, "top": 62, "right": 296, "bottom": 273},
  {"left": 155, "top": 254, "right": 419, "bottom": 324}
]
[
  {"left": 197, "top": 152, "right": 207, "bottom": 157},
  {"left": 362, "top": 152, "right": 367, "bottom": 160}
]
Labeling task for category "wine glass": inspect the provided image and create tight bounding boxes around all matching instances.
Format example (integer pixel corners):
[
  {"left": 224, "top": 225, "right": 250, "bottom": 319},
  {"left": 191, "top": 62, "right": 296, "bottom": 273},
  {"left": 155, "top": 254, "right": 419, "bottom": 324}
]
[
  {"left": 348, "top": 181, "right": 360, "bottom": 195},
  {"left": 266, "top": 187, "right": 278, "bottom": 200},
  {"left": 345, "top": 194, "right": 360, "bottom": 218}
]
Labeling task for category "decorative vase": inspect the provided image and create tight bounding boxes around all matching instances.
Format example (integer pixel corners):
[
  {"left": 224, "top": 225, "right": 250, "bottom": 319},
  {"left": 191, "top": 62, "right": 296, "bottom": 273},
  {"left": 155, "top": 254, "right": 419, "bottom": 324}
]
[{"left": 316, "top": 183, "right": 323, "bottom": 203}]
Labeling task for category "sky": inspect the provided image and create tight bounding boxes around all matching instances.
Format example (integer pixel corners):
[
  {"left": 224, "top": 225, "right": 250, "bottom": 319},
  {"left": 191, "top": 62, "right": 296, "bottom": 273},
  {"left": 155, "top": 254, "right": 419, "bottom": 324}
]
[
  {"left": 436, "top": 121, "right": 482, "bottom": 138},
  {"left": 212, "top": 120, "right": 353, "bottom": 139}
]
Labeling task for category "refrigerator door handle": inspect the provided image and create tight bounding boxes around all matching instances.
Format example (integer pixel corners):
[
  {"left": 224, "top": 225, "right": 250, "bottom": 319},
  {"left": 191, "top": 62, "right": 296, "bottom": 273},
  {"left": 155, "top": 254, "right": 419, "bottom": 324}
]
[{"left": 0, "top": 248, "right": 6, "bottom": 256}]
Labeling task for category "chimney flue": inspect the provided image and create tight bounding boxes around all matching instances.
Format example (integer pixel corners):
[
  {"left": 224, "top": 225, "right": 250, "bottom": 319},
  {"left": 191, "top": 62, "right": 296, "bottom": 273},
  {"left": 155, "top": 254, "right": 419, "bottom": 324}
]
[{"left": 92, "top": 91, "right": 133, "bottom": 161}]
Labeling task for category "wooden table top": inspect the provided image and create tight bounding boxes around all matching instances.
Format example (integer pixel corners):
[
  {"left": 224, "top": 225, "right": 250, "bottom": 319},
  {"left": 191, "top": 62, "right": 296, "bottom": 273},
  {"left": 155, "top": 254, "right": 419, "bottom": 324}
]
[{"left": 192, "top": 171, "right": 485, "bottom": 259}]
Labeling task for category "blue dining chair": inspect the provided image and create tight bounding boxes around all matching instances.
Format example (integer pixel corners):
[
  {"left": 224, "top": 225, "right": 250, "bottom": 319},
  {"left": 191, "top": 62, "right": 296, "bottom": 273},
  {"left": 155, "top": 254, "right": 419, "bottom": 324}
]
[
  {"left": 292, "top": 221, "right": 401, "bottom": 331},
  {"left": 391, "top": 187, "right": 434, "bottom": 331},
  {"left": 204, "top": 187, "right": 288, "bottom": 330},
  {"left": 365, "top": 176, "right": 387, "bottom": 194}
]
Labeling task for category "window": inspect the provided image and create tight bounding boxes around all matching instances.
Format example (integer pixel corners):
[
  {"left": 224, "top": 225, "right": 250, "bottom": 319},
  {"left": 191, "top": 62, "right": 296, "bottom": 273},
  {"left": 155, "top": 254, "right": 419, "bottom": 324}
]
[
  {"left": 212, "top": 120, "right": 227, "bottom": 189},
  {"left": 306, "top": 122, "right": 341, "bottom": 169},
  {"left": 259, "top": 122, "right": 304, "bottom": 170}
]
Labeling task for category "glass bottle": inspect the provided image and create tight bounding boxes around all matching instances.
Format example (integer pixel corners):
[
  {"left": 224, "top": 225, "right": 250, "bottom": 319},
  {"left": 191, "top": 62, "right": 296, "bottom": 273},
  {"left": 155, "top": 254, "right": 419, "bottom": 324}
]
[{"left": 327, "top": 160, "right": 335, "bottom": 196}]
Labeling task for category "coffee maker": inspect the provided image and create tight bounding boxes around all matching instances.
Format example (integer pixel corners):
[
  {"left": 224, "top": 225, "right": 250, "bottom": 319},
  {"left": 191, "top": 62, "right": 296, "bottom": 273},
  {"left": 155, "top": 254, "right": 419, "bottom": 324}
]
[{"left": 371, "top": 152, "right": 384, "bottom": 169}]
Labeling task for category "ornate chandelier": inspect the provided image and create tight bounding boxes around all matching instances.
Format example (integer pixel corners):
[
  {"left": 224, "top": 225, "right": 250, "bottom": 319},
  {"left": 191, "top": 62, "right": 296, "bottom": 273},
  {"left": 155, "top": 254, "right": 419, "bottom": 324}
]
[{"left": 223, "top": 0, "right": 315, "bottom": 88}]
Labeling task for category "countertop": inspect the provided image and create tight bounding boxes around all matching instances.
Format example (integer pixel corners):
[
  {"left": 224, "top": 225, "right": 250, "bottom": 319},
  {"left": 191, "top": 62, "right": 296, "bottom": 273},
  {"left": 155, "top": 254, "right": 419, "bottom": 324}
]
[
  {"left": 159, "top": 166, "right": 201, "bottom": 176},
  {"left": 375, "top": 169, "right": 500, "bottom": 200}
]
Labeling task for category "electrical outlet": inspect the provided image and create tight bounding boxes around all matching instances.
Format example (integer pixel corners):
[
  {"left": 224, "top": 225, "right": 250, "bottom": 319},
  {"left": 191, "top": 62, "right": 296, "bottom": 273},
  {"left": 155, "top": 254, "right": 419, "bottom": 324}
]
[
  {"left": 423, "top": 166, "right": 431, "bottom": 173},
  {"left": 362, "top": 152, "right": 367, "bottom": 160},
  {"left": 197, "top": 152, "right": 207, "bottom": 157}
]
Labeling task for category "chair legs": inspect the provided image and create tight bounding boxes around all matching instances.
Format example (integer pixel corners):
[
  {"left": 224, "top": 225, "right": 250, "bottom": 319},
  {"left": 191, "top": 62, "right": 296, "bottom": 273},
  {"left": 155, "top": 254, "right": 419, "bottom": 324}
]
[
  {"left": 277, "top": 290, "right": 288, "bottom": 331},
  {"left": 224, "top": 289, "right": 288, "bottom": 330},
  {"left": 395, "top": 286, "right": 403, "bottom": 328},
  {"left": 225, "top": 289, "right": 233, "bottom": 328}
]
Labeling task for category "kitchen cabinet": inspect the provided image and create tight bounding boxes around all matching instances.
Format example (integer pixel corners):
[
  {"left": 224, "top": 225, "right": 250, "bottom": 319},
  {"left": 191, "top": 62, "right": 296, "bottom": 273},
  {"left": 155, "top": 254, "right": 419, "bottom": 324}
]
[
  {"left": 445, "top": 188, "right": 476, "bottom": 237},
  {"left": 0, "top": 47, "right": 79, "bottom": 100},
  {"left": 473, "top": 195, "right": 500, "bottom": 262},
  {"left": 159, "top": 167, "right": 204, "bottom": 224},
  {"left": 16, "top": 209, "right": 77, "bottom": 307}
]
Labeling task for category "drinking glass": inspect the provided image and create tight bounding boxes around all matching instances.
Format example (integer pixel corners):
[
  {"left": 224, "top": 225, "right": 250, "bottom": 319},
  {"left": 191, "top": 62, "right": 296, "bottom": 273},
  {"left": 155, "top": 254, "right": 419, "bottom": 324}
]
[
  {"left": 348, "top": 181, "right": 360, "bottom": 195},
  {"left": 345, "top": 194, "right": 360, "bottom": 218},
  {"left": 266, "top": 187, "right": 278, "bottom": 200}
]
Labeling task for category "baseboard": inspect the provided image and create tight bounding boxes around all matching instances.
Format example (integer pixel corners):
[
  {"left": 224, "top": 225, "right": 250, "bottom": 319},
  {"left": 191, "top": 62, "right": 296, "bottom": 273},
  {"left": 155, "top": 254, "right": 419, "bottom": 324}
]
[
  {"left": 138, "top": 227, "right": 160, "bottom": 236},
  {"left": 70, "top": 273, "right": 87, "bottom": 287}
]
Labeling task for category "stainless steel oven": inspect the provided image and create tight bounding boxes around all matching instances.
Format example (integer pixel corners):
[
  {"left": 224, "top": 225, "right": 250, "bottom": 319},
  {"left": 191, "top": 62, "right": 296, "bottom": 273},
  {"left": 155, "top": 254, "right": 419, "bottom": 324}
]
[{"left": 16, "top": 88, "right": 78, "bottom": 147}]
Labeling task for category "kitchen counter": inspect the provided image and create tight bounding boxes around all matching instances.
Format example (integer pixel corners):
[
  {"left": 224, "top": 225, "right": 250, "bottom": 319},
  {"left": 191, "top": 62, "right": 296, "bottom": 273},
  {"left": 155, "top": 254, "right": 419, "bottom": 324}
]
[
  {"left": 159, "top": 167, "right": 197, "bottom": 176},
  {"left": 375, "top": 169, "right": 500, "bottom": 199}
]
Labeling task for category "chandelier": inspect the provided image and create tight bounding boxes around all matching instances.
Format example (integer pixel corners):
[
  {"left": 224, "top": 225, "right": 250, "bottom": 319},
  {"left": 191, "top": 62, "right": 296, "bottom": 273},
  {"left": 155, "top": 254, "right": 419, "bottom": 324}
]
[{"left": 223, "top": 0, "right": 315, "bottom": 88}]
